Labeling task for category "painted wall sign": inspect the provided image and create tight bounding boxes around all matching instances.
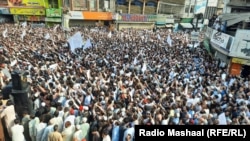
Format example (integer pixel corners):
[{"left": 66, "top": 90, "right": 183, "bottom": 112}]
[{"left": 10, "top": 8, "right": 45, "bottom": 15}]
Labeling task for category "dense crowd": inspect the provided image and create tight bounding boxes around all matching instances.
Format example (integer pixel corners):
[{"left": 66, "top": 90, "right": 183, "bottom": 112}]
[{"left": 0, "top": 23, "right": 249, "bottom": 141}]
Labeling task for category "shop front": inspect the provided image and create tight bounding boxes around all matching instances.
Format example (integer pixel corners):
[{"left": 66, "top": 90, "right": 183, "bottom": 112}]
[
  {"left": 69, "top": 11, "right": 113, "bottom": 27},
  {"left": 230, "top": 58, "right": 250, "bottom": 77},
  {"left": 0, "top": 8, "right": 13, "bottom": 23},
  {"left": 228, "top": 29, "right": 250, "bottom": 77},
  {"left": 116, "top": 14, "right": 155, "bottom": 30},
  {"left": 8, "top": 0, "right": 62, "bottom": 23}
]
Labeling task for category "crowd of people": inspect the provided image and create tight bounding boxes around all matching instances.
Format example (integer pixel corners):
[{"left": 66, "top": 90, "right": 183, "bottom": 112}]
[{"left": 0, "top": 22, "right": 249, "bottom": 141}]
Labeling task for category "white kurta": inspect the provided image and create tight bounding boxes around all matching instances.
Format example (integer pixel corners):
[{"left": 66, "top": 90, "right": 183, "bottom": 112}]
[
  {"left": 1, "top": 105, "right": 16, "bottom": 136},
  {"left": 11, "top": 124, "right": 25, "bottom": 141}
]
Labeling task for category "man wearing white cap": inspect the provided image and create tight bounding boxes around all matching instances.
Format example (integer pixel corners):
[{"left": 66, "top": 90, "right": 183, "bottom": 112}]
[
  {"left": 73, "top": 125, "right": 84, "bottom": 141},
  {"left": 80, "top": 117, "right": 90, "bottom": 141}
]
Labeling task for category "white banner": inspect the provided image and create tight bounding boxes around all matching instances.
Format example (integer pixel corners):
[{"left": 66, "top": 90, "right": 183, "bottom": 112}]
[
  {"left": 210, "top": 30, "right": 230, "bottom": 49},
  {"left": 67, "top": 32, "right": 84, "bottom": 53},
  {"left": 230, "top": 29, "right": 250, "bottom": 59},
  {"left": 194, "top": 0, "right": 207, "bottom": 14}
]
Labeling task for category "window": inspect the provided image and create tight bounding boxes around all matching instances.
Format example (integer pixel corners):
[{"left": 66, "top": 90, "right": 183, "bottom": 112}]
[
  {"left": 185, "top": 6, "right": 189, "bottom": 13},
  {"left": 49, "top": 0, "right": 59, "bottom": 8},
  {"left": 64, "top": 0, "right": 70, "bottom": 7},
  {"left": 72, "top": 0, "right": 88, "bottom": 10},
  {"left": 90, "top": 0, "right": 97, "bottom": 10},
  {"left": 190, "top": 5, "right": 194, "bottom": 13},
  {"left": 184, "top": 5, "right": 194, "bottom": 13}
]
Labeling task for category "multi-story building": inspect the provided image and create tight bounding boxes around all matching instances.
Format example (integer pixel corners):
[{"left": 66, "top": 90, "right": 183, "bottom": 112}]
[
  {"left": 0, "top": 0, "right": 63, "bottom": 26},
  {"left": 114, "top": 0, "right": 185, "bottom": 30},
  {"left": 65, "top": 0, "right": 184, "bottom": 30},
  {"left": 204, "top": 0, "right": 250, "bottom": 77},
  {"left": 66, "top": 0, "right": 115, "bottom": 27}
]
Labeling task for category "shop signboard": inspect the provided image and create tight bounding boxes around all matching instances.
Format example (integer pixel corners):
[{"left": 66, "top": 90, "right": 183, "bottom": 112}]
[
  {"left": 147, "top": 15, "right": 157, "bottom": 22},
  {"left": 180, "top": 18, "right": 193, "bottom": 23},
  {"left": 17, "top": 15, "right": 45, "bottom": 21},
  {"left": 232, "top": 58, "right": 250, "bottom": 66},
  {"left": 10, "top": 8, "right": 45, "bottom": 15},
  {"left": 155, "top": 14, "right": 168, "bottom": 24},
  {"left": 8, "top": 0, "right": 49, "bottom": 7},
  {"left": 230, "top": 29, "right": 250, "bottom": 59},
  {"left": 46, "top": 8, "right": 62, "bottom": 18},
  {"left": 119, "top": 14, "right": 147, "bottom": 22},
  {"left": 45, "top": 17, "right": 62, "bottom": 22},
  {"left": 119, "top": 14, "right": 159, "bottom": 22},
  {"left": 0, "top": 8, "right": 10, "bottom": 14},
  {"left": 210, "top": 30, "right": 231, "bottom": 51},
  {"left": 68, "top": 11, "right": 84, "bottom": 19},
  {"left": 82, "top": 12, "right": 112, "bottom": 20}
]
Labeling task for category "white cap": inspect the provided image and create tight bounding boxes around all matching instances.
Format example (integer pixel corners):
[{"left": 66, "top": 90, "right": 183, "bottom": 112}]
[
  {"left": 49, "top": 118, "right": 55, "bottom": 125},
  {"left": 34, "top": 92, "right": 39, "bottom": 97},
  {"left": 41, "top": 102, "right": 46, "bottom": 107},
  {"left": 103, "top": 116, "right": 108, "bottom": 121},
  {"left": 171, "top": 93, "right": 175, "bottom": 97},
  {"left": 76, "top": 125, "right": 81, "bottom": 130},
  {"left": 82, "top": 117, "right": 87, "bottom": 123},
  {"left": 83, "top": 106, "right": 89, "bottom": 111}
]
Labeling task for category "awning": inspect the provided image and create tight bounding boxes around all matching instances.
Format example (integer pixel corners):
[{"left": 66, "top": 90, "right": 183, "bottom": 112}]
[
  {"left": 179, "top": 23, "right": 193, "bottom": 29},
  {"left": 220, "top": 13, "right": 250, "bottom": 27}
]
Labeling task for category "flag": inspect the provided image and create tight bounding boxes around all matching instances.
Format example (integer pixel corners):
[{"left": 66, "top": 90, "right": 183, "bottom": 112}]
[
  {"left": 21, "top": 30, "right": 26, "bottom": 41},
  {"left": 53, "top": 24, "right": 59, "bottom": 32},
  {"left": 167, "top": 35, "right": 172, "bottom": 47},
  {"left": 133, "top": 57, "right": 137, "bottom": 65},
  {"left": 86, "top": 70, "right": 91, "bottom": 80},
  {"left": 83, "top": 39, "right": 92, "bottom": 50},
  {"left": 184, "top": 84, "right": 188, "bottom": 96},
  {"left": 10, "top": 60, "right": 17, "bottom": 66},
  {"left": 108, "top": 31, "right": 112, "bottom": 38},
  {"left": 67, "top": 32, "right": 83, "bottom": 53},
  {"left": 218, "top": 113, "right": 227, "bottom": 125},
  {"left": 2, "top": 28, "right": 7, "bottom": 38},
  {"left": 44, "top": 33, "right": 50, "bottom": 40},
  {"left": 157, "top": 34, "right": 161, "bottom": 40},
  {"left": 141, "top": 62, "right": 147, "bottom": 74},
  {"left": 21, "top": 21, "right": 27, "bottom": 28}
]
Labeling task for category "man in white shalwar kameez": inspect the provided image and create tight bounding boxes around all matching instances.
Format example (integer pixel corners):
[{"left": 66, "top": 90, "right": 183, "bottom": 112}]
[
  {"left": 1, "top": 100, "right": 16, "bottom": 137},
  {"left": 11, "top": 119, "right": 25, "bottom": 141}
]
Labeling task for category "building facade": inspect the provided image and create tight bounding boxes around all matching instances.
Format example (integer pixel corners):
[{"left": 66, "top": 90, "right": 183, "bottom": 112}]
[
  {"left": 205, "top": 0, "right": 250, "bottom": 77},
  {"left": 0, "top": 0, "right": 63, "bottom": 25}
]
